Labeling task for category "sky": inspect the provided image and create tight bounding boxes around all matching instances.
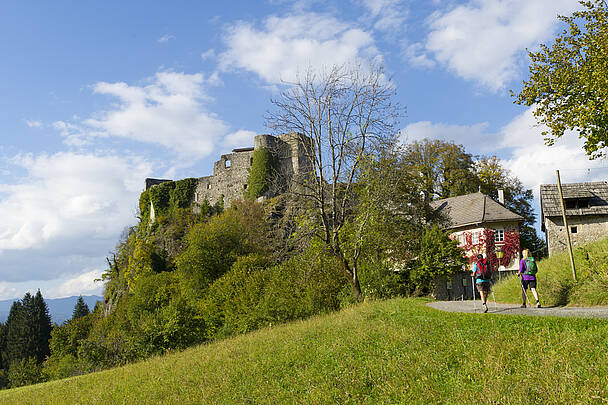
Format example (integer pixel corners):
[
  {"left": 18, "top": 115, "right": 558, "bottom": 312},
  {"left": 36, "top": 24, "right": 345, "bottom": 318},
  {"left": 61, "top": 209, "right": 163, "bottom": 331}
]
[{"left": 1, "top": 0, "right": 607, "bottom": 300}]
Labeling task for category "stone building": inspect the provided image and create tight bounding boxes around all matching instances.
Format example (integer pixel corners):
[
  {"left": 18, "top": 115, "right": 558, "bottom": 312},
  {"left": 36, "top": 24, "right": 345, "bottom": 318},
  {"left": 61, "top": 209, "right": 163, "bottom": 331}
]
[
  {"left": 430, "top": 192, "right": 524, "bottom": 300},
  {"left": 540, "top": 181, "right": 608, "bottom": 256},
  {"left": 145, "top": 132, "right": 313, "bottom": 208}
]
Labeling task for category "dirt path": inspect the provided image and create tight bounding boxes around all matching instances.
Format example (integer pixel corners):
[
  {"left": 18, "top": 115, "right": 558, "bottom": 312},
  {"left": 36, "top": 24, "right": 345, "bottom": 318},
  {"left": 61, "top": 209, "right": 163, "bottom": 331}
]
[{"left": 428, "top": 300, "right": 608, "bottom": 319}]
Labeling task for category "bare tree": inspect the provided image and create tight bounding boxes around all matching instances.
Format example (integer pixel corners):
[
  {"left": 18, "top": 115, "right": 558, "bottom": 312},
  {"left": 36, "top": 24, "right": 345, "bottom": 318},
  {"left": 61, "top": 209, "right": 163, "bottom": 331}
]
[{"left": 266, "top": 63, "right": 401, "bottom": 299}]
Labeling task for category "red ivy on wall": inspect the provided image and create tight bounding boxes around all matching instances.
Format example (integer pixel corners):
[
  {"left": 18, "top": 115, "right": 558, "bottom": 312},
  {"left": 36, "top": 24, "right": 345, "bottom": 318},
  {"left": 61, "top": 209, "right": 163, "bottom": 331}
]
[{"left": 451, "top": 228, "right": 520, "bottom": 270}]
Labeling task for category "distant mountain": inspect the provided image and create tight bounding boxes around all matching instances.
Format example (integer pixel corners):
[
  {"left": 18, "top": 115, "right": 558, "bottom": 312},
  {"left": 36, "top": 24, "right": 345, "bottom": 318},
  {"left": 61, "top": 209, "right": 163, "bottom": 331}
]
[{"left": 0, "top": 295, "right": 102, "bottom": 324}]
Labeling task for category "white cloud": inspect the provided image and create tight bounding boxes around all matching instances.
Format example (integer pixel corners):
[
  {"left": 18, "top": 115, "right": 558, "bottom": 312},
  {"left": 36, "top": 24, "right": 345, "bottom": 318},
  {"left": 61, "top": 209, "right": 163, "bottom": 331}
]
[
  {"left": 25, "top": 120, "right": 42, "bottom": 128},
  {"left": 499, "top": 107, "right": 608, "bottom": 189},
  {"left": 223, "top": 130, "right": 257, "bottom": 149},
  {"left": 201, "top": 49, "right": 216, "bottom": 60},
  {"left": 409, "top": 0, "right": 580, "bottom": 91},
  {"left": 50, "top": 269, "right": 104, "bottom": 298},
  {"left": 158, "top": 34, "right": 175, "bottom": 44},
  {"left": 0, "top": 152, "right": 151, "bottom": 252},
  {"left": 219, "top": 13, "right": 379, "bottom": 83},
  {"left": 60, "top": 72, "right": 229, "bottom": 159},
  {"left": 359, "top": 0, "right": 408, "bottom": 32}
]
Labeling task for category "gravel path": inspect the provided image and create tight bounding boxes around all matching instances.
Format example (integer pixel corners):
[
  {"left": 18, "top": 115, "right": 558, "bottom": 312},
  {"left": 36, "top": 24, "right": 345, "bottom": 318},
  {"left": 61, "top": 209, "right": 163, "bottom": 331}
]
[{"left": 427, "top": 300, "right": 608, "bottom": 319}]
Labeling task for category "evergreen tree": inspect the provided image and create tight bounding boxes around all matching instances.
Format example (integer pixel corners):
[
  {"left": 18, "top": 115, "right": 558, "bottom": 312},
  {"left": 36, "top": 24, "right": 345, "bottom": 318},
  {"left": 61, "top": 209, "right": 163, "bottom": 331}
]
[
  {"left": 3, "top": 291, "right": 52, "bottom": 367},
  {"left": 72, "top": 296, "right": 90, "bottom": 320},
  {"left": 30, "top": 290, "right": 52, "bottom": 363},
  {"left": 4, "top": 299, "right": 31, "bottom": 366}
]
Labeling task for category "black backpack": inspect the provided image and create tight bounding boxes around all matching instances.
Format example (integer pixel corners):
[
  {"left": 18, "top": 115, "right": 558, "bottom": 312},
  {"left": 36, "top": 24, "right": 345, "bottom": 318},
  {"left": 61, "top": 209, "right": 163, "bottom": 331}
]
[{"left": 476, "top": 259, "right": 492, "bottom": 280}]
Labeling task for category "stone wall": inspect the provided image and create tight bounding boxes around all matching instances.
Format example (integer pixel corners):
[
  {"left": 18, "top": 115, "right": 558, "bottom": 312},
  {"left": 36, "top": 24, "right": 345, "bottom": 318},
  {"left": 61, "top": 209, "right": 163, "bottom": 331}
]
[
  {"left": 545, "top": 214, "right": 608, "bottom": 255},
  {"left": 173, "top": 132, "right": 314, "bottom": 208}
]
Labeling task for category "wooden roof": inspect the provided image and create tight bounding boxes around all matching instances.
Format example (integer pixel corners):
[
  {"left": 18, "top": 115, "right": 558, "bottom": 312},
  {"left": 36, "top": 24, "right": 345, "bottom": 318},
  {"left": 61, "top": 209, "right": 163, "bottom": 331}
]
[
  {"left": 430, "top": 192, "right": 524, "bottom": 229},
  {"left": 540, "top": 181, "right": 608, "bottom": 218}
]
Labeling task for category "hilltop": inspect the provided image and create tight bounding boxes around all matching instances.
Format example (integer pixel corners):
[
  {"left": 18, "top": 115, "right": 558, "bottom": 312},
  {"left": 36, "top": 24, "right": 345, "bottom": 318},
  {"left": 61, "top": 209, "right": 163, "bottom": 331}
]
[{"left": 2, "top": 298, "right": 607, "bottom": 404}]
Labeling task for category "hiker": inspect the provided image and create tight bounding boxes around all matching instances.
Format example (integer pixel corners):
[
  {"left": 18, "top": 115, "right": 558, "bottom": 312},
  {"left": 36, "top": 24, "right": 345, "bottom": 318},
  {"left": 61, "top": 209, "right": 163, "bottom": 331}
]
[
  {"left": 519, "top": 249, "right": 541, "bottom": 308},
  {"left": 472, "top": 254, "right": 492, "bottom": 313}
]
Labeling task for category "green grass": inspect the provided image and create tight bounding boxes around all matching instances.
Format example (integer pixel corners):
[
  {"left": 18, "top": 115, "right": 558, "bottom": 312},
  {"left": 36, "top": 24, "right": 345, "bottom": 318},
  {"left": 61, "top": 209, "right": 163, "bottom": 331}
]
[
  {"left": 494, "top": 237, "right": 608, "bottom": 307},
  {"left": 2, "top": 298, "right": 608, "bottom": 404}
]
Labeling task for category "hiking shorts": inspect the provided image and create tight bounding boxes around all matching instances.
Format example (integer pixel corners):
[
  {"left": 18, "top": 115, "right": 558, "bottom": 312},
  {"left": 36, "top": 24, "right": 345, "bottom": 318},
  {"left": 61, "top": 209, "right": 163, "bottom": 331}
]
[
  {"left": 521, "top": 279, "right": 537, "bottom": 290},
  {"left": 476, "top": 282, "right": 491, "bottom": 293}
]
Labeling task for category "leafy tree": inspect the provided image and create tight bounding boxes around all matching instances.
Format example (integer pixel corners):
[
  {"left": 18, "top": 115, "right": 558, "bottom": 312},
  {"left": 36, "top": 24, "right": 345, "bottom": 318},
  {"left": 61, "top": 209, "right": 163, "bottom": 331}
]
[
  {"left": 266, "top": 63, "right": 401, "bottom": 299},
  {"left": 410, "top": 225, "right": 468, "bottom": 294},
  {"left": 72, "top": 296, "right": 90, "bottom": 320},
  {"left": 513, "top": 0, "right": 608, "bottom": 158},
  {"left": 402, "top": 139, "right": 478, "bottom": 199}
]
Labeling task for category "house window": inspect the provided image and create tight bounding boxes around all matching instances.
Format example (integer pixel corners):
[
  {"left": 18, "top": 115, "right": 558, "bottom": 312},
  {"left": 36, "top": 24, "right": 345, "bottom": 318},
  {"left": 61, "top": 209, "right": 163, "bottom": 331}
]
[
  {"left": 571, "top": 226, "right": 578, "bottom": 234},
  {"left": 471, "top": 231, "right": 480, "bottom": 245},
  {"left": 225, "top": 159, "right": 232, "bottom": 168},
  {"left": 243, "top": 184, "right": 248, "bottom": 190},
  {"left": 207, "top": 184, "right": 211, "bottom": 190},
  {"left": 250, "top": 157, "right": 253, "bottom": 166},
  {"left": 495, "top": 229, "right": 504, "bottom": 243}
]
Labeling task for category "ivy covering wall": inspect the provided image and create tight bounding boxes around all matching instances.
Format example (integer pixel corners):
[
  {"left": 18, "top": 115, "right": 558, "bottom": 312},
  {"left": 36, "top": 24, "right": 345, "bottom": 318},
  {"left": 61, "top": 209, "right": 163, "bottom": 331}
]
[
  {"left": 140, "top": 178, "right": 198, "bottom": 221},
  {"left": 247, "top": 148, "right": 274, "bottom": 200}
]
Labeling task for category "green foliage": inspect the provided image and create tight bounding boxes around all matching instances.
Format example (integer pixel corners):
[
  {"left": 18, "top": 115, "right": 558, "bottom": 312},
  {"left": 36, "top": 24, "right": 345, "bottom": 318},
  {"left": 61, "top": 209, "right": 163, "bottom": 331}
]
[
  {"left": 202, "top": 246, "right": 344, "bottom": 340},
  {"left": 403, "top": 139, "right": 478, "bottom": 200},
  {"left": 3, "top": 291, "right": 52, "bottom": 368},
  {"left": 171, "top": 178, "right": 197, "bottom": 208},
  {"left": 358, "top": 257, "right": 406, "bottom": 299},
  {"left": 410, "top": 225, "right": 467, "bottom": 293},
  {"left": 247, "top": 148, "right": 274, "bottom": 199},
  {"left": 176, "top": 201, "right": 269, "bottom": 299},
  {"left": 42, "top": 354, "right": 78, "bottom": 381},
  {"left": 8, "top": 357, "right": 44, "bottom": 388},
  {"left": 72, "top": 296, "right": 90, "bottom": 320},
  {"left": 513, "top": 0, "right": 608, "bottom": 158},
  {"left": 149, "top": 181, "right": 175, "bottom": 216},
  {"left": 138, "top": 190, "right": 150, "bottom": 220}
]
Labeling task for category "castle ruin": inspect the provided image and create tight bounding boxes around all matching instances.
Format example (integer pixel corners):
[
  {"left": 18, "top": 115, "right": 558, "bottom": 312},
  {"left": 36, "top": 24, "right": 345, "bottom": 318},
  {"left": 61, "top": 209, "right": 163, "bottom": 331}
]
[{"left": 145, "top": 132, "right": 313, "bottom": 208}]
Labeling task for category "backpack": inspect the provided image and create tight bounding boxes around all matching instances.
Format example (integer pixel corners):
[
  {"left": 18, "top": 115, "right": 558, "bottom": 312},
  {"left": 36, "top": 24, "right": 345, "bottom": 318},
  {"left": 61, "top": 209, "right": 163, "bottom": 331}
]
[
  {"left": 476, "top": 259, "right": 492, "bottom": 280},
  {"left": 524, "top": 257, "right": 537, "bottom": 276}
]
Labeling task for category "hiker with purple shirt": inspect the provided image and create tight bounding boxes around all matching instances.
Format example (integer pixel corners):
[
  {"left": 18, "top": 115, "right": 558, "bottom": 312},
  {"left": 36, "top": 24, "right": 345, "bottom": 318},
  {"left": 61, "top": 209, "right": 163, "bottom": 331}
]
[{"left": 519, "top": 249, "right": 541, "bottom": 308}]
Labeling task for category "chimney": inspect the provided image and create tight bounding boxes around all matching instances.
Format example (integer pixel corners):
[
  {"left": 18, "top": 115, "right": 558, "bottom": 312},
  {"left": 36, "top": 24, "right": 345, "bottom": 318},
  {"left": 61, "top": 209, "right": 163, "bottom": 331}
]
[{"left": 498, "top": 189, "right": 505, "bottom": 204}]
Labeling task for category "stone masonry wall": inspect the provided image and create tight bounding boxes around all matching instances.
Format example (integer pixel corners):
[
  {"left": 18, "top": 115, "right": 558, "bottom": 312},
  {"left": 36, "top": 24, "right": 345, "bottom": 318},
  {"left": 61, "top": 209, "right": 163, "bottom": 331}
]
[
  {"left": 545, "top": 215, "right": 608, "bottom": 255},
  {"left": 191, "top": 132, "right": 313, "bottom": 208}
]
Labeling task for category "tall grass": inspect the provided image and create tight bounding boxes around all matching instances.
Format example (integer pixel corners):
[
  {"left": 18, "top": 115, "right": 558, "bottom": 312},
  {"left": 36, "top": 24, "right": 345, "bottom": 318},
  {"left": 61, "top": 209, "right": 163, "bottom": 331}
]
[
  {"left": 493, "top": 237, "right": 608, "bottom": 307},
  {"left": 2, "top": 298, "right": 608, "bottom": 404}
]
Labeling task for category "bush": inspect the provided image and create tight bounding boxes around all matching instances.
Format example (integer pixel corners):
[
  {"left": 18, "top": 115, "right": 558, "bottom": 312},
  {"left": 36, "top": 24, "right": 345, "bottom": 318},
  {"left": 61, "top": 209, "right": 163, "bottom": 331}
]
[
  {"left": 358, "top": 258, "right": 406, "bottom": 299},
  {"left": 410, "top": 225, "right": 467, "bottom": 294},
  {"left": 8, "top": 357, "right": 44, "bottom": 388},
  {"left": 201, "top": 245, "right": 345, "bottom": 340}
]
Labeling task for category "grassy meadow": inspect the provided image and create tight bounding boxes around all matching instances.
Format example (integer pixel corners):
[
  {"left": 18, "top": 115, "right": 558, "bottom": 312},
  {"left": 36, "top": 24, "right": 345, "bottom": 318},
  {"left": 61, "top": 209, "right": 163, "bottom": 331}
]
[
  {"left": 493, "top": 237, "right": 608, "bottom": 306},
  {"left": 2, "top": 297, "right": 608, "bottom": 404}
]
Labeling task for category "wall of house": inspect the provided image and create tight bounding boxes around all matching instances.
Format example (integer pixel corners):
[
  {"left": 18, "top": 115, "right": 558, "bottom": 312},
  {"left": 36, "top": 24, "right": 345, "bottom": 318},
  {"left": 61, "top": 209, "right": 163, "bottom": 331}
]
[
  {"left": 449, "top": 221, "right": 520, "bottom": 271},
  {"left": 545, "top": 215, "right": 608, "bottom": 255}
]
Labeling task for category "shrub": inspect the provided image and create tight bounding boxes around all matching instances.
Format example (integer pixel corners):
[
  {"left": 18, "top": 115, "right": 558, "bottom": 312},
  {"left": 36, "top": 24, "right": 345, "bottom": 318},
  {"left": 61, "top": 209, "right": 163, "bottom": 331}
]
[
  {"left": 410, "top": 225, "right": 467, "bottom": 294},
  {"left": 8, "top": 357, "right": 44, "bottom": 388}
]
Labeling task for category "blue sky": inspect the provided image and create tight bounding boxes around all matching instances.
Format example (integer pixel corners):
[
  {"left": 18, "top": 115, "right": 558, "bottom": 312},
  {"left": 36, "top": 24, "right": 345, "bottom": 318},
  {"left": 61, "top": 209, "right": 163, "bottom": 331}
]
[{"left": 1, "top": 0, "right": 607, "bottom": 300}]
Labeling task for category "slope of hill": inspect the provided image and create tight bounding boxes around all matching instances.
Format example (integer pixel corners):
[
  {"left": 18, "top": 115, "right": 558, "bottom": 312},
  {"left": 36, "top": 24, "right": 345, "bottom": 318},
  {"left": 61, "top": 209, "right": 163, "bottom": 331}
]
[
  {"left": 0, "top": 295, "right": 101, "bottom": 324},
  {"left": 493, "top": 237, "right": 608, "bottom": 306},
  {"left": 2, "top": 298, "right": 607, "bottom": 404}
]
